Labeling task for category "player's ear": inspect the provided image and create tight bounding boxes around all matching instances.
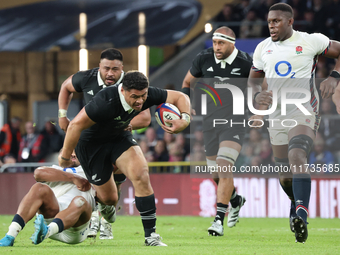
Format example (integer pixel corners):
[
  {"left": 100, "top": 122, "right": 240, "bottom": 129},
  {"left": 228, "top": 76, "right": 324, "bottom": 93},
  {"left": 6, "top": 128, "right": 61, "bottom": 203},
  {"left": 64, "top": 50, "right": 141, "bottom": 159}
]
[{"left": 288, "top": 17, "right": 294, "bottom": 26}]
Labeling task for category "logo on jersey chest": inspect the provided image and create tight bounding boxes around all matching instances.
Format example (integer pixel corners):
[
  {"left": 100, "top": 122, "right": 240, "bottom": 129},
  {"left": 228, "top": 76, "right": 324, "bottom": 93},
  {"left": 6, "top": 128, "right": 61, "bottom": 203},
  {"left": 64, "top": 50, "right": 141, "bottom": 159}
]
[{"left": 296, "top": 46, "right": 303, "bottom": 54}]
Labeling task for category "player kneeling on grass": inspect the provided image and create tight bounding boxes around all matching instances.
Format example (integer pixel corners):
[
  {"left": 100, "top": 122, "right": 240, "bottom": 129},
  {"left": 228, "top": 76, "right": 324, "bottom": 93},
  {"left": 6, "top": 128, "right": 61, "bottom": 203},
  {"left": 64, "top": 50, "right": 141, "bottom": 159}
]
[{"left": 0, "top": 150, "right": 96, "bottom": 246}]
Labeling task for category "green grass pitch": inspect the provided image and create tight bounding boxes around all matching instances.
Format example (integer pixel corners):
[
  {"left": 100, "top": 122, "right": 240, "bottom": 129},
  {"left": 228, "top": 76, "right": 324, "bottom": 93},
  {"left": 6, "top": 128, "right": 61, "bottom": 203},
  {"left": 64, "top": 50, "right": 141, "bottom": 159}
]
[{"left": 0, "top": 215, "right": 339, "bottom": 255}]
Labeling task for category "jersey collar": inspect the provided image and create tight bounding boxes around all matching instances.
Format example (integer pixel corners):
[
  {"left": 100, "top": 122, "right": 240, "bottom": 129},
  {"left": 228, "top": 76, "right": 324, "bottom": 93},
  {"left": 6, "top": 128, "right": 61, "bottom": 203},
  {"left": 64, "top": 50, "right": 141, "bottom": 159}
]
[
  {"left": 97, "top": 70, "right": 125, "bottom": 88},
  {"left": 118, "top": 84, "right": 134, "bottom": 113},
  {"left": 214, "top": 47, "right": 238, "bottom": 66}
]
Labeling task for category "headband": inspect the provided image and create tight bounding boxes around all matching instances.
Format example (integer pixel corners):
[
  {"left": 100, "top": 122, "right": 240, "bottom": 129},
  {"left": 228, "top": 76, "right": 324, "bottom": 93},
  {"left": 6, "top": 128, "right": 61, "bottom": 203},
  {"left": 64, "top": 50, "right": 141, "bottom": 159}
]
[{"left": 212, "top": 32, "right": 235, "bottom": 44}]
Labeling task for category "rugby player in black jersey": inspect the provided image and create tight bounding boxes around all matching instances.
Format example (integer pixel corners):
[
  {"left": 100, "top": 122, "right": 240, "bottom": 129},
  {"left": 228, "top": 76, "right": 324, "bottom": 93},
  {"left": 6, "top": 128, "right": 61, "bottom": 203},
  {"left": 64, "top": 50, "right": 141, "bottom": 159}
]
[
  {"left": 58, "top": 49, "right": 151, "bottom": 238},
  {"left": 182, "top": 26, "right": 252, "bottom": 236},
  {"left": 59, "top": 71, "right": 191, "bottom": 246}
]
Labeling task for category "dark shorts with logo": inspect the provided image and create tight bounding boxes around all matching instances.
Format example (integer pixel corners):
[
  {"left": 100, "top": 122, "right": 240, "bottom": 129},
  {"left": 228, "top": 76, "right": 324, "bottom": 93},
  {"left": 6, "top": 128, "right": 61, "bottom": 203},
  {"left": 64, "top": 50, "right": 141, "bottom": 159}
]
[
  {"left": 75, "top": 132, "right": 138, "bottom": 185},
  {"left": 203, "top": 127, "right": 245, "bottom": 157}
]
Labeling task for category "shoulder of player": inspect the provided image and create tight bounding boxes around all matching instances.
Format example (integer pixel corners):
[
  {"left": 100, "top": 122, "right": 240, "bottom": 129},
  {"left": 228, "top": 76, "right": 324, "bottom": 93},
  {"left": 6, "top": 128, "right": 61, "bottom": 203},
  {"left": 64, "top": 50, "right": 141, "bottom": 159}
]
[
  {"left": 74, "top": 67, "right": 98, "bottom": 78},
  {"left": 295, "top": 30, "right": 328, "bottom": 41},
  {"left": 195, "top": 47, "right": 214, "bottom": 59},
  {"left": 235, "top": 49, "right": 252, "bottom": 63},
  {"left": 256, "top": 37, "right": 272, "bottom": 49},
  {"left": 147, "top": 86, "right": 165, "bottom": 95},
  {"left": 92, "top": 84, "right": 120, "bottom": 104}
]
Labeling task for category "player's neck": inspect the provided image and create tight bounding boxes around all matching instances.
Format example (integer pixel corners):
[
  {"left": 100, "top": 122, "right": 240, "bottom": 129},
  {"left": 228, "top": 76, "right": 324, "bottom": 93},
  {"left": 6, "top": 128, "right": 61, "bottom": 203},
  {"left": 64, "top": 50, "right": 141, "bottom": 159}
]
[{"left": 280, "top": 29, "right": 294, "bottom": 42}]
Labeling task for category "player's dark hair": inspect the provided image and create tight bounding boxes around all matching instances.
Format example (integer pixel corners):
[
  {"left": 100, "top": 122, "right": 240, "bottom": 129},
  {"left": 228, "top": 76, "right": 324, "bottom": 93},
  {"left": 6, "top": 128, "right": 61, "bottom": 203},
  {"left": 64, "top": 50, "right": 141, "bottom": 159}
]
[
  {"left": 122, "top": 71, "right": 149, "bottom": 91},
  {"left": 100, "top": 48, "right": 123, "bottom": 62},
  {"left": 269, "top": 3, "right": 293, "bottom": 17}
]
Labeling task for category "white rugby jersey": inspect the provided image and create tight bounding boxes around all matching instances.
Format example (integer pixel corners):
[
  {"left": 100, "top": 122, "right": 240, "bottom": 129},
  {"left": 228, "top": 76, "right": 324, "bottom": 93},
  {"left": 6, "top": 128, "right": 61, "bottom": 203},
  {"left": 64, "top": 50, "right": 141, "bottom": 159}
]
[
  {"left": 252, "top": 30, "right": 330, "bottom": 117},
  {"left": 44, "top": 165, "right": 96, "bottom": 200}
]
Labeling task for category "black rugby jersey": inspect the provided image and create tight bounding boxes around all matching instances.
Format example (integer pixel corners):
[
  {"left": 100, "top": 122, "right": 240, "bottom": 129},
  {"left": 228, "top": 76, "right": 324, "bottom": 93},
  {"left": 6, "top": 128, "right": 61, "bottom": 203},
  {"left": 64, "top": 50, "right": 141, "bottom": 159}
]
[
  {"left": 190, "top": 47, "right": 252, "bottom": 130},
  {"left": 82, "top": 85, "right": 167, "bottom": 142},
  {"left": 72, "top": 68, "right": 124, "bottom": 104}
]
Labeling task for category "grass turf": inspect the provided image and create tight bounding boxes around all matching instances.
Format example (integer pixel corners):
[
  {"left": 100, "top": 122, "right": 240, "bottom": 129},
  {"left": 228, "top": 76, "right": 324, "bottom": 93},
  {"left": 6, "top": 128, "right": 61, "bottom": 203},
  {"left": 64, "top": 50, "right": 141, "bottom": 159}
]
[{"left": 0, "top": 215, "right": 339, "bottom": 255}]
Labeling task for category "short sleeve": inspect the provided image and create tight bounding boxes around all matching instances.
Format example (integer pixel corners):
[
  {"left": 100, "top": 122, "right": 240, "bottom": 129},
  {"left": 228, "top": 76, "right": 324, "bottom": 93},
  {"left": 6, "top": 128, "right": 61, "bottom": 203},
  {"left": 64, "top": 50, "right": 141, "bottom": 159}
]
[
  {"left": 189, "top": 53, "right": 203, "bottom": 77},
  {"left": 252, "top": 42, "right": 264, "bottom": 71},
  {"left": 309, "top": 33, "right": 330, "bottom": 55},
  {"left": 85, "top": 92, "right": 111, "bottom": 123},
  {"left": 142, "top": 87, "right": 168, "bottom": 110},
  {"left": 72, "top": 71, "right": 86, "bottom": 92}
]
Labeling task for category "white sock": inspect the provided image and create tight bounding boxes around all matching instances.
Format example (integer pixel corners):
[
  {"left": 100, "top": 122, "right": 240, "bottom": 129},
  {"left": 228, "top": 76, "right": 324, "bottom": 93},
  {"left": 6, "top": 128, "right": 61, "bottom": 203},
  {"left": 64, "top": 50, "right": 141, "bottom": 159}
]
[
  {"left": 45, "top": 222, "right": 59, "bottom": 238},
  {"left": 7, "top": 222, "right": 22, "bottom": 238}
]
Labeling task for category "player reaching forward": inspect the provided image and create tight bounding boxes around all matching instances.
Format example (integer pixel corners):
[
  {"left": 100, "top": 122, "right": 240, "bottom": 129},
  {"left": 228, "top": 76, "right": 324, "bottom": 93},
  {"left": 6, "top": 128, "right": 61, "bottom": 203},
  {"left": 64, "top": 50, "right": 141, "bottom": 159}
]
[{"left": 248, "top": 3, "right": 340, "bottom": 243}]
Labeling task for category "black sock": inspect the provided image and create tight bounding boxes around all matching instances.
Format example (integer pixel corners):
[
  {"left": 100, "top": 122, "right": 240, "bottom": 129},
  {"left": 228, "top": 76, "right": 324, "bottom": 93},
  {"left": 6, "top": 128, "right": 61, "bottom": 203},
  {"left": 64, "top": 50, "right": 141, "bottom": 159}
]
[
  {"left": 52, "top": 218, "right": 64, "bottom": 233},
  {"left": 215, "top": 203, "right": 228, "bottom": 225},
  {"left": 135, "top": 194, "right": 157, "bottom": 237},
  {"left": 12, "top": 214, "right": 25, "bottom": 229},
  {"left": 293, "top": 174, "right": 311, "bottom": 223},
  {"left": 230, "top": 189, "right": 240, "bottom": 208}
]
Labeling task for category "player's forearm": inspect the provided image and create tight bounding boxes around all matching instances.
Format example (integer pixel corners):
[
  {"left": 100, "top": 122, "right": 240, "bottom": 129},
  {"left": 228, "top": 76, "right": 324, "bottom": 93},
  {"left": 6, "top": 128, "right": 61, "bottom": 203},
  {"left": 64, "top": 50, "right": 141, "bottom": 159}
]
[
  {"left": 182, "top": 78, "right": 191, "bottom": 89},
  {"left": 58, "top": 87, "right": 73, "bottom": 111},
  {"left": 61, "top": 122, "right": 82, "bottom": 159},
  {"left": 173, "top": 92, "right": 191, "bottom": 115},
  {"left": 34, "top": 167, "right": 76, "bottom": 183},
  {"left": 130, "top": 110, "right": 151, "bottom": 130},
  {"left": 332, "top": 85, "right": 340, "bottom": 103},
  {"left": 248, "top": 79, "right": 262, "bottom": 95}
]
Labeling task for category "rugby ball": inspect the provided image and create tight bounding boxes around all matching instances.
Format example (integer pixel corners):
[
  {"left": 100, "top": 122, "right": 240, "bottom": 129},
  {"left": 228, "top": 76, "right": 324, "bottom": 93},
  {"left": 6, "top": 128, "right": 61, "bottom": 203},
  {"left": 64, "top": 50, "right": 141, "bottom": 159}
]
[{"left": 155, "top": 103, "right": 181, "bottom": 127}]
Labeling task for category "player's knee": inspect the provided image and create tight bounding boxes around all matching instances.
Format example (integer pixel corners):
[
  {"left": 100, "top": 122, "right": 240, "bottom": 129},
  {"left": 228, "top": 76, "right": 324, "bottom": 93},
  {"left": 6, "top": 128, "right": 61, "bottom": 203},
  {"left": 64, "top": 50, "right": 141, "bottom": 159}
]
[
  {"left": 99, "top": 192, "right": 118, "bottom": 206},
  {"left": 32, "top": 182, "right": 50, "bottom": 197},
  {"left": 288, "top": 148, "right": 306, "bottom": 164},
  {"left": 216, "top": 147, "right": 239, "bottom": 166},
  {"left": 288, "top": 134, "right": 313, "bottom": 156},
  {"left": 72, "top": 196, "right": 87, "bottom": 208},
  {"left": 131, "top": 166, "right": 149, "bottom": 183}
]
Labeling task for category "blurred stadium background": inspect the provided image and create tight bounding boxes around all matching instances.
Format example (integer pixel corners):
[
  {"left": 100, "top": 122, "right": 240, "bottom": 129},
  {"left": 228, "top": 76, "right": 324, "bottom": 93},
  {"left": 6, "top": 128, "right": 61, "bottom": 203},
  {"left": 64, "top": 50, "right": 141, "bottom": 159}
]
[{"left": 1, "top": 0, "right": 340, "bottom": 221}]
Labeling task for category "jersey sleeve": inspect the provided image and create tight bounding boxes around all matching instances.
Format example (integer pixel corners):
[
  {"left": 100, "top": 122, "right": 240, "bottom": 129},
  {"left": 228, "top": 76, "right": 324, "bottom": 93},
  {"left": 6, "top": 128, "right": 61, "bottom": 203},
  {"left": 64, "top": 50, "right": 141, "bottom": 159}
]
[
  {"left": 85, "top": 91, "right": 112, "bottom": 123},
  {"left": 142, "top": 87, "right": 168, "bottom": 110},
  {"left": 189, "top": 53, "right": 203, "bottom": 77},
  {"left": 71, "top": 71, "right": 86, "bottom": 92},
  {"left": 309, "top": 33, "right": 330, "bottom": 55},
  {"left": 252, "top": 42, "right": 265, "bottom": 71}
]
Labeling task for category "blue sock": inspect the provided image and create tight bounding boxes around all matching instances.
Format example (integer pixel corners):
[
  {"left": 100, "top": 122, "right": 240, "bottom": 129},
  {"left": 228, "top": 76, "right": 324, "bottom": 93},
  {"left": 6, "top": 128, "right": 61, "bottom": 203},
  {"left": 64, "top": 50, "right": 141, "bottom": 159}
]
[{"left": 292, "top": 174, "right": 311, "bottom": 223}]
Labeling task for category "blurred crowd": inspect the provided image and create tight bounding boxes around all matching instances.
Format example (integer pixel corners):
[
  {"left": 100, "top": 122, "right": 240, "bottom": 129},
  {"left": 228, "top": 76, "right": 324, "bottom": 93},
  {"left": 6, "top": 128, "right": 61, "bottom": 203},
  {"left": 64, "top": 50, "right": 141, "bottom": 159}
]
[
  {"left": 214, "top": 0, "right": 340, "bottom": 40},
  {"left": 0, "top": 119, "right": 64, "bottom": 172},
  {"left": 1, "top": 0, "right": 340, "bottom": 174}
]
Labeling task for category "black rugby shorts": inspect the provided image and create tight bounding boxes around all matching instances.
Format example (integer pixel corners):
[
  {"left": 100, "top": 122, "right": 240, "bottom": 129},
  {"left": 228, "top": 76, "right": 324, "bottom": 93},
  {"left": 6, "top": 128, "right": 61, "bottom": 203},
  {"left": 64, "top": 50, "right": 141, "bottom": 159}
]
[{"left": 75, "top": 132, "right": 138, "bottom": 185}]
